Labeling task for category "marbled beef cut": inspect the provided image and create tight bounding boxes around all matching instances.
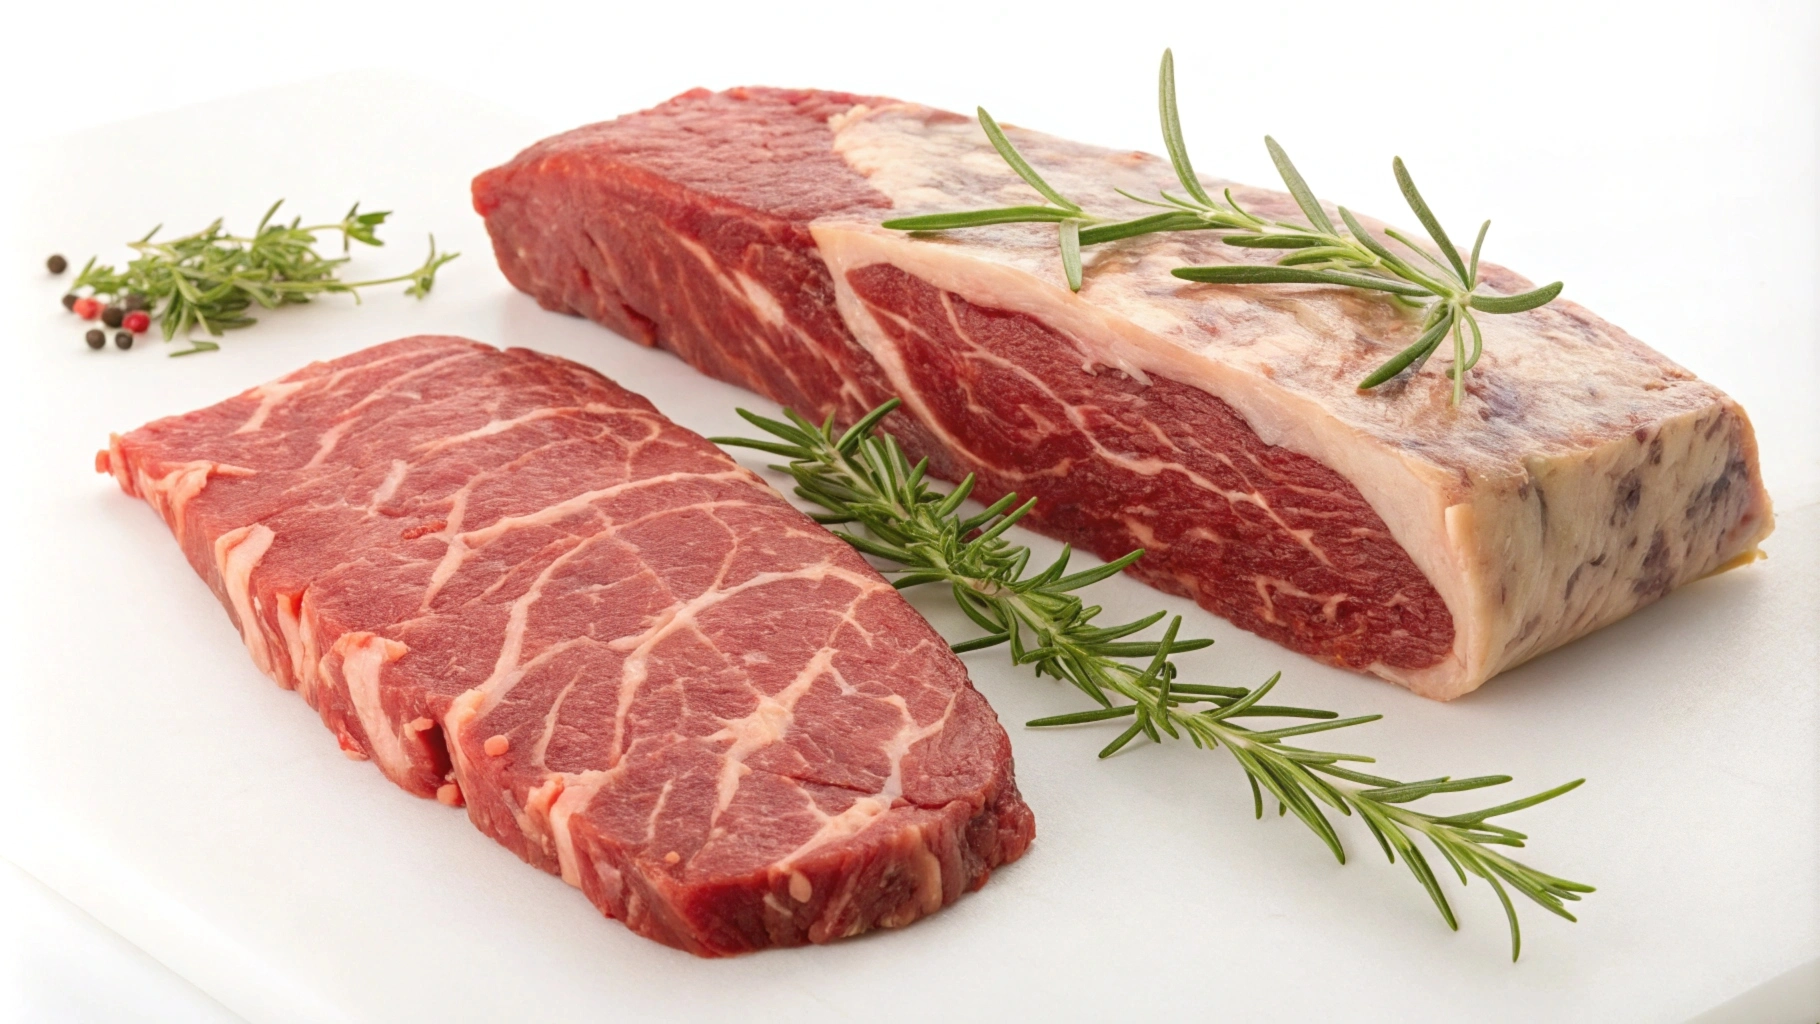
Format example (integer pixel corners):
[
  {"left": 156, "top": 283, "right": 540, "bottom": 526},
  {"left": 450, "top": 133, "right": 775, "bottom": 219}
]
[
  {"left": 98, "top": 336, "right": 1033, "bottom": 956},
  {"left": 472, "top": 87, "right": 1774, "bottom": 699}
]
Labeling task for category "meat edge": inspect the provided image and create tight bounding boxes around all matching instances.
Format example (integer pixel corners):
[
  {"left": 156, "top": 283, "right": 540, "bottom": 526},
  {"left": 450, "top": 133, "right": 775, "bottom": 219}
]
[{"left": 812, "top": 224, "right": 1775, "bottom": 699}]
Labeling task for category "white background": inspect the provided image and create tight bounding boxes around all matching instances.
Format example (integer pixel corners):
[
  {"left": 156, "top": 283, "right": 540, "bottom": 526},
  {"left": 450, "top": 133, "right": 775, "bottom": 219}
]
[{"left": 1, "top": 2, "right": 1815, "bottom": 1021}]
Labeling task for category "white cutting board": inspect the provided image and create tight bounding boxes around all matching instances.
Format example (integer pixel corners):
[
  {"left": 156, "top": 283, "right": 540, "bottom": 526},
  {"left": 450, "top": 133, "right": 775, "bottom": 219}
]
[{"left": 2, "top": 74, "right": 1815, "bottom": 1024}]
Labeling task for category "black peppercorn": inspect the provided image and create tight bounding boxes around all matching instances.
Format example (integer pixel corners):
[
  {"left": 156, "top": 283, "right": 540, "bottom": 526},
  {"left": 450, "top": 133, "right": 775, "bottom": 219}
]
[
  {"left": 62, "top": 293, "right": 79, "bottom": 311},
  {"left": 85, "top": 329, "right": 106, "bottom": 349},
  {"left": 47, "top": 254, "right": 67, "bottom": 274},
  {"left": 115, "top": 331, "right": 134, "bottom": 350},
  {"left": 123, "top": 292, "right": 149, "bottom": 312},
  {"left": 102, "top": 305, "right": 125, "bottom": 328}
]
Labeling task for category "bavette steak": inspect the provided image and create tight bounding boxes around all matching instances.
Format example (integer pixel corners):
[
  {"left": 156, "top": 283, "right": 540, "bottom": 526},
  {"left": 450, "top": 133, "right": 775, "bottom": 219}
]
[
  {"left": 98, "top": 335, "right": 1033, "bottom": 955},
  {"left": 472, "top": 86, "right": 1774, "bottom": 700}
]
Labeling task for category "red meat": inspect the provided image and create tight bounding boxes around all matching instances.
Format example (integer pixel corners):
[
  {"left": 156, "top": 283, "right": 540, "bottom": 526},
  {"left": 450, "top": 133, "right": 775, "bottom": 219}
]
[{"left": 99, "top": 335, "right": 1033, "bottom": 955}]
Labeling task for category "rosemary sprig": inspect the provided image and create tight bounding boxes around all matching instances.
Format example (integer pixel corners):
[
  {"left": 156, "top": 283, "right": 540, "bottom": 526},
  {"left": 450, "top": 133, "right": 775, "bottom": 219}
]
[
  {"left": 715, "top": 398, "right": 1592, "bottom": 959},
  {"left": 881, "top": 51, "right": 1562, "bottom": 404},
  {"left": 71, "top": 200, "right": 457, "bottom": 356}
]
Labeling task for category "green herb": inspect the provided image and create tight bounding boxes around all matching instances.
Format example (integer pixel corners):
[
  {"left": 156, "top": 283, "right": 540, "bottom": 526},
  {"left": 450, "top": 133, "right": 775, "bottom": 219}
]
[
  {"left": 71, "top": 201, "right": 457, "bottom": 356},
  {"left": 881, "top": 50, "right": 1562, "bottom": 404},
  {"left": 716, "top": 398, "right": 1593, "bottom": 959}
]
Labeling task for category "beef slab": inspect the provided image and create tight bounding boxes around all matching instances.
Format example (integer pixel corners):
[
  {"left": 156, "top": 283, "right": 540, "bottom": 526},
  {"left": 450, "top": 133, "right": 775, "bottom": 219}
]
[
  {"left": 473, "top": 87, "right": 1774, "bottom": 700},
  {"left": 99, "top": 336, "right": 1033, "bottom": 955}
]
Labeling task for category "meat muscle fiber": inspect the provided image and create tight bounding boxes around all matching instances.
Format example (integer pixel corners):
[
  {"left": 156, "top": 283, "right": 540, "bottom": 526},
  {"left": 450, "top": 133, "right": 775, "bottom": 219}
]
[
  {"left": 98, "top": 336, "right": 1034, "bottom": 955},
  {"left": 473, "top": 86, "right": 1774, "bottom": 699}
]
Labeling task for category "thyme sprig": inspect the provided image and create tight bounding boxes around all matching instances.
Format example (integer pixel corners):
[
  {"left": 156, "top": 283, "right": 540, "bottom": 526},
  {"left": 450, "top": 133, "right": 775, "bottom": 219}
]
[
  {"left": 715, "top": 398, "right": 1592, "bottom": 959},
  {"left": 881, "top": 51, "right": 1562, "bottom": 404},
  {"left": 71, "top": 200, "right": 457, "bottom": 355}
]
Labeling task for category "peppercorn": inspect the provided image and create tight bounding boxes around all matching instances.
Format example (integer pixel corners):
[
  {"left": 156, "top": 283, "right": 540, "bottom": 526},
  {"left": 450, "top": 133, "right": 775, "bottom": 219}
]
[
  {"left": 85, "top": 329, "right": 106, "bottom": 349},
  {"left": 115, "top": 331, "right": 134, "bottom": 350},
  {"left": 102, "top": 305, "right": 125, "bottom": 328},
  {"left": 123, "top": 310, "right": 151, "bottom": 334},
  {"left": 73, "top": 296, "right": 102, "bottom": 320},
  {"left": 61, "top": 293, "right": 78, "bottom": 311},
  {"left": 122, "top": 292, "right": 148, "bottom": 312},
  {"left": 47, "top": 254, "right": 67, "bottom": 274}
]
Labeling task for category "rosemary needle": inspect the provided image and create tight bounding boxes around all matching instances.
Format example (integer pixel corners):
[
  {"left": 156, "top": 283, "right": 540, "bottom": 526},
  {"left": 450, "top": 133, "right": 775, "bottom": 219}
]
[
  {"left": 715, "top": 398, "right": 1593, "bottom": 959},
  {"left": 70, "top": 200, "right": 457, "bottom": 356},
  {"left": 882, "top": 50, "right": 1563, "bottom": 404}
]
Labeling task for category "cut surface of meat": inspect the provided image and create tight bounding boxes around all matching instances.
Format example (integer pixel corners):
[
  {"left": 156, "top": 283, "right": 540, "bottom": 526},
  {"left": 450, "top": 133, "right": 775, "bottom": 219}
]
[
  {"left": 472, "top": 88, "right": 1774, "bottom": 699},
  {"left": 98, "top": 335, "right": 1034, "bottom": 956},
  {"left": 845, "top": 263, "right": 1455, "bottom": 672}
]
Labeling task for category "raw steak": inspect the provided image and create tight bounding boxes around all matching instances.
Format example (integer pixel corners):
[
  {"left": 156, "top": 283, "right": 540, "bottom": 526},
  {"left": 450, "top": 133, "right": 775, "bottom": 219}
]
[
  {"left": 472, "top": 87, "right": 1774, "bottom": 699},
  {"left": 98, "top": 335, "right": 1034, "bottom": 956}
]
